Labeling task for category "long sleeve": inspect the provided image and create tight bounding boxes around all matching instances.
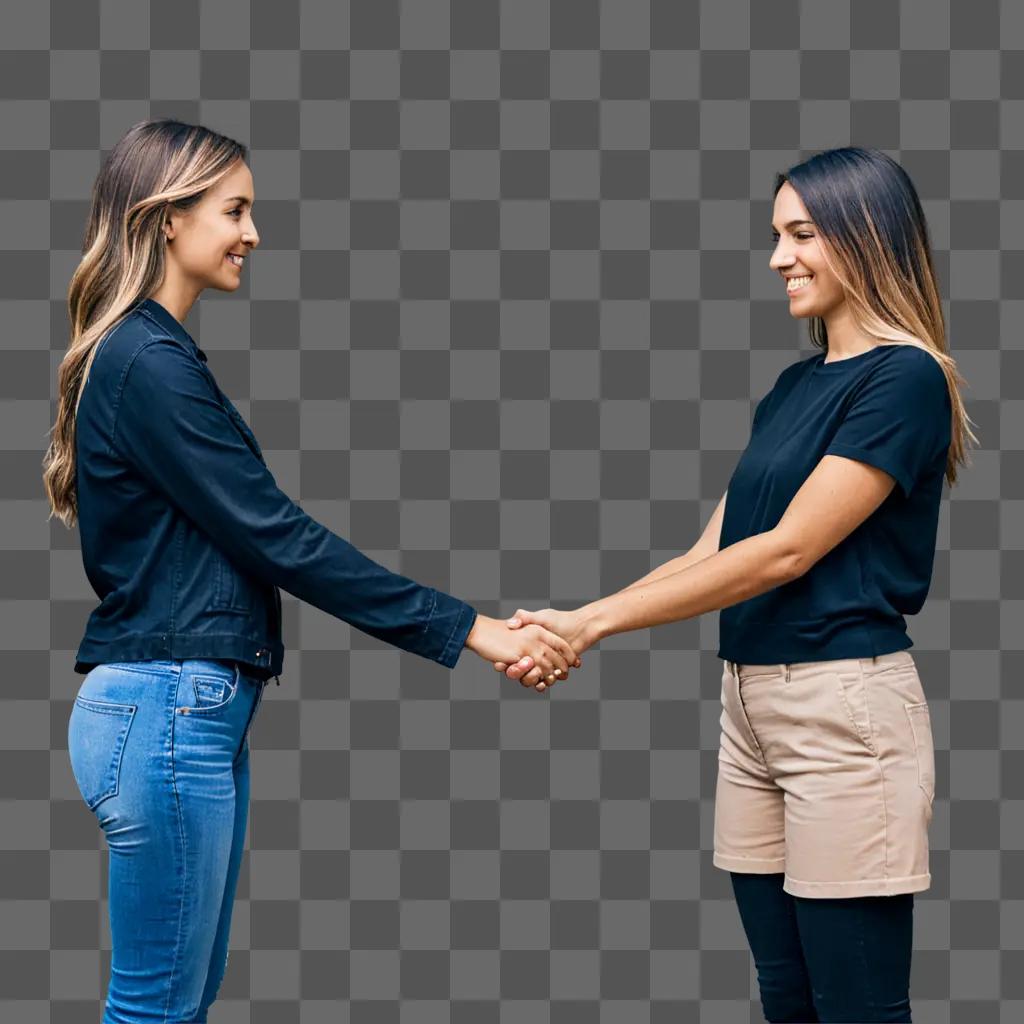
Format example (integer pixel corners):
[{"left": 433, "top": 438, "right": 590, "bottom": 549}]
[{"left": 111, "top": 338, "right": 476, "bottom": 668}]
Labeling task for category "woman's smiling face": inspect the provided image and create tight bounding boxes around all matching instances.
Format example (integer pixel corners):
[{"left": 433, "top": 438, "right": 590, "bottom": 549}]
[
  {"left": 164, "top": 158, "right": 259, "bottom": 293},
  {"left": 769, "top": 182, "right": 845, "bottom": 319}
]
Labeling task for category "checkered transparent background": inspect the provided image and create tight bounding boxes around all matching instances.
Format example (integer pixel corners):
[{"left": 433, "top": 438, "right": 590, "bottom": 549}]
[{"left": 1, "top": 1, "right": 1015, "bottom": 1021}]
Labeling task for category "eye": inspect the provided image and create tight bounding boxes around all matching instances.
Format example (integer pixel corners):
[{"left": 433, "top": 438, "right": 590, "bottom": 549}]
[
  {"left": 229, "top": 208, "right": 243, "bottom": 218},
  {"left": 771, "top": 232, "right": 814, "bottom": 241}
]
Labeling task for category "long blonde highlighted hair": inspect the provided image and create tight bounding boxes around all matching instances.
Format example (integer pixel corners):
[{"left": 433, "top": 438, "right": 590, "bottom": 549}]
[
  {"left": 777, "top": 147, "right": 977, "bottom": 488},
  {"left": 42, "top": 118, "right": 248, "bottom": 528}
]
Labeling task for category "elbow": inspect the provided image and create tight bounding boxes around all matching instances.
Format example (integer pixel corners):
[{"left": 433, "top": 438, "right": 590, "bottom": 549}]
[{"left": 768, "top": 530, "right": 806, "bottom": 585}]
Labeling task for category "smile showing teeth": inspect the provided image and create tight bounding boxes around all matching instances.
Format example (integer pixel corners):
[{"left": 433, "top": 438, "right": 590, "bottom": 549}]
[
  {"left": 786, "top": 274, "right": 813, "bottom": 293},
  {"left": 227, "top": 253, "right": 244, "bottom": 267}
]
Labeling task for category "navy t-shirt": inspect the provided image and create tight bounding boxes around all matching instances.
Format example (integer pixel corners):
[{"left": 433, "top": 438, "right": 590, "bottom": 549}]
[{"left": 717, "top": 343, "right": 952, "bottom": 665}]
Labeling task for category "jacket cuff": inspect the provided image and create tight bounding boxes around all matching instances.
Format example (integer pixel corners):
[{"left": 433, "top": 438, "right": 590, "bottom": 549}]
[{"left": 427, "top": 592, "right": 478, "bottom": 669}]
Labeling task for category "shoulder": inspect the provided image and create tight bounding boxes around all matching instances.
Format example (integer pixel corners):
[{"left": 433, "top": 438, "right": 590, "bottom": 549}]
[
  {"left": 93, "top": 306, "right": 176, "bottom": 367},
  {"left": 121, "top": 335, "right": 208, "bottom": 398},
  {"left": 772, "top": 353, "right": 816, "bottom": 392},
  {"left": 870, "top": 344, "right": 949, "bottom": 403},
  {"left": 83, "top": 309, "right": 172, "bottom": 394}
]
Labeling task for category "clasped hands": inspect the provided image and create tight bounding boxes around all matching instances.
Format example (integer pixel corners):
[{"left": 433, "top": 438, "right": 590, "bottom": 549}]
[{"left": 463, "top": 606, "right": 595, "bottom": 693}]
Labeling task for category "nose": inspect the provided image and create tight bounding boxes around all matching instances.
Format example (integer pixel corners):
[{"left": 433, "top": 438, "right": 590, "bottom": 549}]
[{"left": 769, "top": 245, "right": 795, "bottom": 272}]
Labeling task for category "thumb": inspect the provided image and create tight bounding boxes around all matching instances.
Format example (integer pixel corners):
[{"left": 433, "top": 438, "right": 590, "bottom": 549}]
[
  {"left": 505, "top": 656, "right": 532, "bottom": 679},
  {"left": 507, "top": 608, "right": 530, "bottom": 628}
]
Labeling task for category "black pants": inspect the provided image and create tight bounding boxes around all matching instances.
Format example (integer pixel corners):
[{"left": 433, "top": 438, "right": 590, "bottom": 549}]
[{"left": 730, "top": 871, "right": 914, "bottom": 1023}]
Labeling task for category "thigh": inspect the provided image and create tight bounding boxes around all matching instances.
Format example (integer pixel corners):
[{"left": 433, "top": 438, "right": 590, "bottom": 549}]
[
  {"left": 793, "top": 891, "right": 914, "bottom": 1023},
  {"left": 714, "top": 664, "right": 787, "bottom": 874},
  {"left": 194, "top": 679, "right": 269, "bottom": 1020},
  {"left": 67, "top": 660, "right": 259, "bottom": 1023},
  {"left": 739, "top": 654, "right": 932, "bottom": 899},
  {"left": 780, "top": 655, "right": 932, "bottom": 899},
  {"left": 730, "top": 872, "right": 819, "bottom": 1024},
  {"left": 192, "top": 745, "right": 254, "bottom": 1022}
]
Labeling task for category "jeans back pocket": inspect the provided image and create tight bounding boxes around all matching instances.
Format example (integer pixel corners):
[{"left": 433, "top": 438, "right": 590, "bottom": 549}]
[{"left": 67, "top": 697, "right": 136, "bottom": 811}]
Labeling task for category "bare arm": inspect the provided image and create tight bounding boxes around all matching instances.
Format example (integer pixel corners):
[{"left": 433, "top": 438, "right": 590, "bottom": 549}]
[
  {"left": 574, "top": 454, "right": 898, "bottom": 647},
  {"left": 493, "top": 492, "right": 729, "bottom": 676},
  {"left": 615, "top": 491, "right": 729, "bottom": 593}
]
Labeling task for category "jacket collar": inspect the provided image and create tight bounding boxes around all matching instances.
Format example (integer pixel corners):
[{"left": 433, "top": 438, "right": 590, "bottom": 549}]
[{"left": 135, "top": 297, "right": 208, "bottom": 363}]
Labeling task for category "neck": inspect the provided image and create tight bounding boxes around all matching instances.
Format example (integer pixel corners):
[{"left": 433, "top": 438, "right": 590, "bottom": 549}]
[
  {"left": 821, "top": 306, "right": 877, "bottom": 361},
  {"left": 149, "top": 271, "right": 198, "bottom": 326}
]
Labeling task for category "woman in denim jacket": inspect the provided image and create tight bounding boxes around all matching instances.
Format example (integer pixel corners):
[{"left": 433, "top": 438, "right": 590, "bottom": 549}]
[{"left": 43, "top": 118, "right": 579, "bottom": 1023}]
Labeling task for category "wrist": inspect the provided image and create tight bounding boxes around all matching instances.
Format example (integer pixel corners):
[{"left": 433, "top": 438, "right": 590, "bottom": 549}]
[
  {"left": 464, "top": 612, "right": 491, "bottom": 653},
  {"left": 578, "top": 601, "right": 609, "bottom": 647}
]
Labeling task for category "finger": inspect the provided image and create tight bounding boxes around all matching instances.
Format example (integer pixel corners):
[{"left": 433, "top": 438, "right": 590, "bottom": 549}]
[
  {"left": 508, "top": 609, "right": 533, "bottom": 628},
  {"left": 536, "top": 628, "right": 579, "bottom": 674},
  {"left": 494, "top": 661, "right": 508, "bottom": 672},
  {"left": 526, "top": 651, "right": 564, "bottom": 692},
  {"left": 520, "top": 666, "right": 545, "bottom": 688},
  {"left": 505, "top": 656, "right": 533, "bottom": 681},
  {"left": 535, "top": 641, "right": 569, "bottom": 679}
]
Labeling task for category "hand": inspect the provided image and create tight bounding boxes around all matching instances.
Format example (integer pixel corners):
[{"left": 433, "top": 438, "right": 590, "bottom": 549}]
[
  {"left": 463, "top": 613, "right": 581, "bottom": 692},
  {"left": 493, "top": 607, "right": 594, "bottom": 689}
]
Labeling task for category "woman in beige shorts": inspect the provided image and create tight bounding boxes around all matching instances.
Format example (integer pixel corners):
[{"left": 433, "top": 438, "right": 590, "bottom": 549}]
[{"left": 496, "top": 147, "right": 976, "bottom": 1022}]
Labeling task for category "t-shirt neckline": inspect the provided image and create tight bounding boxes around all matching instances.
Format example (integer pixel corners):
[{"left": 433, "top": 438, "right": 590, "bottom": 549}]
[{"left": 812, "top": 344, "right": 895, "bottom": 374}]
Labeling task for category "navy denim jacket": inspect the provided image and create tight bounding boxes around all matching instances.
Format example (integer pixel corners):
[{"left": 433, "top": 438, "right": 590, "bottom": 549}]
[{"left": 73, "top": 297, "right": 478, "bottom": 682}]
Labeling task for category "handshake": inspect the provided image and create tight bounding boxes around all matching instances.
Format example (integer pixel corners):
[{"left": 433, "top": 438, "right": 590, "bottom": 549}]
[{"left": 463, "top": 606, "right": 596, "bottom": 694}]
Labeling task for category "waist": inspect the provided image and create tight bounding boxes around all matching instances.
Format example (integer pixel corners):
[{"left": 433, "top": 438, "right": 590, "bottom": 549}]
[{"left": 725, "top": 648, "right": 915, "bottom": 683}]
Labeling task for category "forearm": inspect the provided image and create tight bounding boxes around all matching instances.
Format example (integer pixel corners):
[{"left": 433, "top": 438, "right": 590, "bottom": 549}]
[
  {"left": 616, "top": 547, "right": 716, "bottom": 594},
  {"left": 579, "top": 530, "right": 798, "bottom": 644},
  {"left": 112, "top": 341, "right": 477, "bottom": 668}
]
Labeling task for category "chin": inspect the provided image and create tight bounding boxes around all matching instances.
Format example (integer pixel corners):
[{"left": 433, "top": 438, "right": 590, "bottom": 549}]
[{"left": 787, "top": 305, "right": 815, "bottom": 319}]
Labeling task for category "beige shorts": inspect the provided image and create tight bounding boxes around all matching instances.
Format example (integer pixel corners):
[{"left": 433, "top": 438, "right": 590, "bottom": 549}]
[{"left": 713, "top": 648, "right": 935, "bottom": 899}]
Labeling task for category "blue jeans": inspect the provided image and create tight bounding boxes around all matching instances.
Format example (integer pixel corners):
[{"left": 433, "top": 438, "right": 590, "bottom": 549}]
[
  {"left": 67, "top": 659, "right": 269, "bottom": 1023},
  {"left": 730, "top": 871, "right": 914, "bottom": 1022}
]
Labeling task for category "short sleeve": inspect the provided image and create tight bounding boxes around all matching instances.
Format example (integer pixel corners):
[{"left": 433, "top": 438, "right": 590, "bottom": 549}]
[{"left": 824, "top": 348, "right": 951, "bottom": 499}]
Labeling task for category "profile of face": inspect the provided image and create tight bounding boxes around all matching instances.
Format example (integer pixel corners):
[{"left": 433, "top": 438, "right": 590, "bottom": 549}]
[
  {"left": 162, "top": 158, "right": 259, "bottom": 294},
  {"left": 769, "top": 181, "right": 845, "bottom": 320}
]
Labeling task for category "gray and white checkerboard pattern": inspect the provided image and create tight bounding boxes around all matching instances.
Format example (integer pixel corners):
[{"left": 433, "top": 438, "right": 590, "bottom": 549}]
[{"left": 0, "top": 0, "right": 1010, "bottom": 1020}]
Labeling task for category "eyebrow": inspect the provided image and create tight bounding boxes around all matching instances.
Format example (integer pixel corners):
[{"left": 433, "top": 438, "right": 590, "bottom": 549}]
[
  {"left": 223, "top": 196, "right": 253, "bottom": 206},
  {"left": 771, "top": 219, "right": 813, "bottom": 232}
]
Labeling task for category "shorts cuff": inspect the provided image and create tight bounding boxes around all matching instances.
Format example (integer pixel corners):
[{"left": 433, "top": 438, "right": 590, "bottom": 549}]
[
  {"left": 783, "top": 871, "right": 931, "bottom": 899},
  {"left": 713, "top": 851, "right": 787, "bottom": 873}
]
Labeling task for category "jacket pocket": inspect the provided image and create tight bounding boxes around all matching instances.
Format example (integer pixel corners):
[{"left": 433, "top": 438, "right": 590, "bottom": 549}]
[
  {"left": 67, "top": 697, "right": 136, "bottom": 811},
  {"left": 213, "top": 550, "right": 253, "bottom": 612},
  {"left": 904, "top": 701, "right": 935, "bottom": 803}
]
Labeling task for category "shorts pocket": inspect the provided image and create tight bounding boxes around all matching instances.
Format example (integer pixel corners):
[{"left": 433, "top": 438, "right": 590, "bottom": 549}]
[
  {"left": 905, "top": 701, "right": 935, "bottom": 803},
  {"left": 834, "top": 671, "right": 878, "bottom": 756},
  {"left": 67, "top": 697, "right": 136, "bottom": 811},
  {"left": 180, "top": 663, "right": 241, "bottom": 716}
]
